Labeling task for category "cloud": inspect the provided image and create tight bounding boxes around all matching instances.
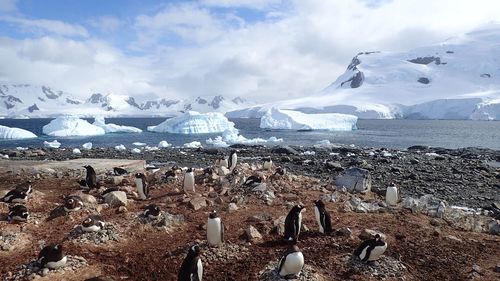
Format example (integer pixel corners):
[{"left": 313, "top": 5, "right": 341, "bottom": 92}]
[
  {"left": 0, "top": 15, "right": 89, "bottom": 37},
  {"left": 0, "top": 0, "right": 17, "bottom": 12},
  {"left": 200, "top": 0, "right": 283, "bottom": 10},
  {"left": 89, "top": 16, "right": 122, "bottom": 33}
]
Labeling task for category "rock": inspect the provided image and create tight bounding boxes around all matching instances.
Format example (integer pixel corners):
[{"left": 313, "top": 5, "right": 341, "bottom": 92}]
[
  {"left": 71, "top": 191, "right": 97, "bottom": 205},
  {"left": 113, "top": 176, "right": 125, "bottom": 185},
  {"left": 271, "top": 146, "right": 299, "bottom": 155},
  {"left": 228, "top": 203, "right": 238, "bottom": 212},
  {"left": 488, "top": 219, "right": 500, "bottom": 235},
  {"left": 326, "top": 161, "right": 344, "bottom": 171},
  {"left": 344, "top": 197, "right": 382, "bottom": 213},
  {"left": 472, "top": 264, "right": 482, "bottom": 274},
  {"left": 117, "top": 206, "right": 127, "bottom": 213},
  {"left": 336, "top": 227, "right": 352, "bottom": 237},
  {"left": 246, "top": 225, "right": 263, "bottom": 241},
  {"left": 272, "top": 216, "right": 286, "bottom": 236},
  {"left": 189, "top": 197, "right": 207, "bottom": 211},
  {"left": 103, "top": 191, "right": 128, "bottom": 207},
  {"left": 335, "top": 167, "right": 371, "bottom": 193}
]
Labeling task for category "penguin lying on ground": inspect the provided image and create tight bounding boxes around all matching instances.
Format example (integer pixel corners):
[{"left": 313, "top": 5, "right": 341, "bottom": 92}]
[
  {"left": 314, "top": 200, "right": 333, "bottom": 235},
  {"left": 143, "top": 204, "right": 161, "bottom": 219},
  {"left": 273, "top": 167, "right": 286, "bottom": 177},
  {"left": 163, "top": 165, "right": 181, "bottom": 181},
  {"left": 14, "top": 181, "right": 33, "bottom": 194},
  {"left": 8, "top": 204, "right": 29, "bottom": 222},
  {"left": 207, "top": 210, "right": 224, "bottom": 247},
  {"left": 135, "top": 173, "right": 149, "bottom": 200},
  {"left": 243, "top": 175, "right": 262, "bottom": 188},
  {"left": 81, "top": 215, "right": 105, "bottom": 232},
  {"left": 38, "top": 244, "right": 67, "bottom": 269},
  {"left": 64, "top": 195, "right": 84, "bottom": 212},
  {"left": 354, "top": 234, "right": 388, "bottom": 262},
  {"left": 1, "top": 189, "right": 28, "bottom": 203},
  {"left": 278, "top": 239, "right": 304, "bottom": 279},
  {"left": 178, "top": 244, "right": 203, "bottom": 281},
  {"left": 113, "top": 167, "right": 128, "bottom": 176},
  {"left": 284, "top": 204, "right": 305, "bottom": 241}
]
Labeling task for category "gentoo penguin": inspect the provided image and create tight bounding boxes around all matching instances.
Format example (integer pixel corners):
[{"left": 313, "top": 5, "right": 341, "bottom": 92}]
[
  {"left": 135, "top": 173, "right": 149, "bottom": 200},
  {"left": 81, "top": 215, "right": 105, "bottom": 232},
  {"left": 164, "top": 166, "right": 178, "bottom": 181},
  {"left": 15, "top": 181, "right": 33, "bottom": 194},
  {"left": 8, "top": 204, "right": 29, "bottom": 222},
  {"left": 207, "top": 210, "right": 224, "bottom": 246},
  {"left": 273, "top": 167, "right": 286, "bottom": 177},
  {"left": 100, "top": 187, "right": 120, "bottom": 197},
  {"left": 83, "top": 165, "right": 98, "bottom": 189},
  {"left": 354, "top": 234, "right": 388, "bottom": 262},
  {"left": 228, "top": 150, "right": 237, "bottom": 171},
  {"left": 284, "top": 204, "right": 305, "bottom": 241},
  {"left": 215, "top": 157, "right": 228, "bottom": 168},
  {"left": 144, "top": 204, "right": 161, "bottom": 219},
  {"left": 78, "top": 179, "right": 88, "bottom": 190},
  {"left": 263, "top": 157, "right": 273, "bottom": 170},
  {"left": 178, "top": 244, "right": 203, "bottom": 281},
  {"left": 64, "top": 195, "right": 84, "bottom": 212},
  {"left": 385, "top": 182, "right": 399, "bottom": 206},
  {"left": 243, "top": 175, "right": 262, "bottom": 188},
  {"left": 113, "top": 167, "right": 128, "bottom": 176},
  {"left": 1, "top": 189, "right": 28, "bottom": 203},
  {"left": 38, "top": 244, "right": 67, "bottom": 269},
  {"left": 278, "top": 239, "right": 304, "bottom": 278},
  {"left": 183, "top": 168, "right": 195, "bottom": 193},
  {"left": 313, "top": 200, "right": 333, "bottom": 235},
  {"left": 145, "top": 164, "right": 160, "bottom": 174}
]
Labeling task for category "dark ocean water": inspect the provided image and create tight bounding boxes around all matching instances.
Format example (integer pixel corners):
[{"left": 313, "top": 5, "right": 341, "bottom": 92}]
[{"left": 0, "top": 118, "right": 499, "bottom": 150}]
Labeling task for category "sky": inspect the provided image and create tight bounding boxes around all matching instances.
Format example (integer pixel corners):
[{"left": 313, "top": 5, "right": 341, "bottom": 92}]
[{"left": 1, "top": 0, "right": 500, "bottom": 102}]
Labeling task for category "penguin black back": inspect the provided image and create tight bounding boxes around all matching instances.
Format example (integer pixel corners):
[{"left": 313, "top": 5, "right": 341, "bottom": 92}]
[
  {"left": 178, "top": 244, "right": 202, "bottom": 281},
  {"left": 38, "top": 244, "right": 64, "bottom": 266},
  {"left": 113, "top": 167, "right": 128, "bottom": 176},
  {"left": 84, "top": 165, "right": 98, "bottom": 189},
  {"left": 314, "top": 200, "right": 333, "bottom": 234},
  {"left": 284, "top": 204, "right": 305, "bottom": 240},
  {"left": 354, "top": 234, "right": 387, "bottom": 262}
]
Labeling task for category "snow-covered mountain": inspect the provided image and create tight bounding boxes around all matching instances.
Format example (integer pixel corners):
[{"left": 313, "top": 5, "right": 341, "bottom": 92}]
[
  {"left": 0, "top": 84, "right": 252, "bottom": 118},
  {"left": 228, "top": 23, "right": 500, "bottom": 120}
]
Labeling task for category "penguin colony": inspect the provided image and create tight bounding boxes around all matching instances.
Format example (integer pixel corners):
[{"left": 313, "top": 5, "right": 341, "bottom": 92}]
[{"left": 0, "top": 150, "right": 394, "bottom": 280}]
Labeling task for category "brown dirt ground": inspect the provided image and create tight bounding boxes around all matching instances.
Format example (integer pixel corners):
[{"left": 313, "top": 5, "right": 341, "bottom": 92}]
[{"left": 0, "top": 165, "right": 499, "bottom": 281}]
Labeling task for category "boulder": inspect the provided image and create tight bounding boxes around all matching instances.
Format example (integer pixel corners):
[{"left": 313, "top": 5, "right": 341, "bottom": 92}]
[
  {"left": 189, "top": 197, "right": 207, "bottom": 211},
  {"left": 246, "top": 225, "right": 263, "bottom": 241},
  {"left": 228, "top": 203, "right": 238, "bottom": 212},
  {"left": 335, "top": 167, "right": 371, "bottom": 193},
  {"left": 344, "top": 197, "right": 383, "bottom": 213},
  {"left": 103, "top": 191, "right": 127, "bottom": 207}
]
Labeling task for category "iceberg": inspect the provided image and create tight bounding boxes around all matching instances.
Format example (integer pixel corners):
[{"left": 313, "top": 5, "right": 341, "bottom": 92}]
[
  {"left": 147, "top": 111, "right": 235, "bottom": 134},
  {"left": 183, "top": 141, "right": 203, "bottom": 148},
  {"left": 260, "top": 108, "right": 358, "bottom": 131},
  {"left": 131, "top": 148, "right": 141, "bottom": 154},
  {"left": 158, "top": 140, "right": 172, "bottom": 148},
  {"left": 93, "top": 117, "right": 142, "bottom": 133},
  {"left": 0, "top": 125, "right": 37, "bottom": 139},
  {"left": 42, "top": 116, "right": 105, "bottom": 137},
  {"left": 206, "top": 127, "right": 283, "bottom": 147},
  {"left": 115, "top": 144, "right": 126, "bottom": 151},
  {"left": 82, "top": 142, "right": 92, "bottom": 150},
  {"left": 43, "top": 140, "right": 61, "bottom": 148},
  {"left": 73, "top": 148, "right": 81, "bottom": 154},
  {"left": 133, "top": 142, "right": 146, "bottom": 146}
]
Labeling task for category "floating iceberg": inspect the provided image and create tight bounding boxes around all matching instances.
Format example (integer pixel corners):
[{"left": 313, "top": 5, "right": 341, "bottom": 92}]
[
  {"left": 115, "top": 144, "right": 126, "bottom": 151},
  {"left": 44, "top": 140, "right": 61, "bottom": 148},
  {"left": 131, "top": 148, "right": 141, "bottom": 154},
  {"left": 158, "top": 140, "right": 172, "bottom": 148},
  {"left": 93, "top": 117, "right": 142, "bottom": 133},
  {"left": 82, "top": 142, "right": 92, "bottom": 150},
  {"left": 183, "top": 141, "right": 203, "bottom": 148},
  {"left": 260, "top": 108, "right": 358, "bottom": 131},
  {"left": 206, "top": 127, "right": 283, "bottom": 147},
  {"left": 42, "top": 116, "right": 105, "bottom": 137},
  {"left": 148, "top": 111, "right": 235, "bottom": 134},
  {"left": 0, "top": 125, "right": 37, "bottom": 139},
  {"left": 73, "top": 148, "right": 81, "bottom": 154},
  {"left": 133, "top": 142, "right": 146, "bottom": 146}
]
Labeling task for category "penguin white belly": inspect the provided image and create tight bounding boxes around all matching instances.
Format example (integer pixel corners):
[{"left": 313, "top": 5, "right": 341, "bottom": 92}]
[
  {"left": 368, "top": 243, "right": 387, "bottom": 261},
  {"left": 263, "top": 161, "right": 272, "bottom": 170},
  {"left": 207, "top": 218, "right": 222, "bottom": 246},
  {"left": 279, "top": 252, "right": 304, "bottom": 276},
  {"left": 196, "top": 258, "right": 203, "bottom": 281},
  {"left": 220, "top": 159, "right": 228, "bottom": 168},
  {"left": 46, "top": 256, "right": 67, "bottom": 269},
  {"left": 12, "top": 197, "right": 27, "bottom": 203},
  {"left": 10, "top": 215, "right": 28, "bottom": 221},
  {"left": 230, "top": 155, "right": 237, "bottom": 170},
  {"left": 297, "top": 212, "right": 302, "bottom": 236},
  {"left": 385, "top": 186, "right": 398, "bottom": 206},
  {"left": 314, "top": 207, "right": 324, "bottom": 233},
  {"left": 183, "top": 173, "right": 195, "bottom": 193},
  {"left": 135, "top": 178, "right": 147, "bottom": 200},
  {"left": 82, "top": 224, "right": 102, "bottom": 232}
]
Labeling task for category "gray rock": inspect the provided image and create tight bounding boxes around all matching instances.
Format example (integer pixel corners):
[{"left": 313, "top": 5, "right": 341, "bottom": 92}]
[
  {"left": 228, "top": 203, "right": 238, "bottom": 212},
  {"left": 189, "top": 197, "right": 207, "bottom": 211},
  {"left": 103, "top": 191, "right": 128, "bottom": 207},
  {"left": 488, "top": 219, "right": 499, "bottom": 235},
  {"left": 246, "top": 225, "right": 263, "bottom": 241},
  {"left": 344, "top": 197, "right": 382, "bottom": 213},
  {"left": 336, "top": 227, "right": 352, "bottom": 237},
  {"left": 335, "top": 167, "right": 371, "bottom": 193},
  {"left": 271, "top": 146, "right": 299, "bottom": 155}
]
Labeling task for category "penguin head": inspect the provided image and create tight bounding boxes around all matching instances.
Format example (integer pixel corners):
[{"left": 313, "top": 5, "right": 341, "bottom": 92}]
[
  {"left": 135, "top": 173, "right": 145, "bottom": 179},
  {"left": 189, "top": 244, "right": 201, "bottom": 256},
  {"left": 146, "top": 204, "right": 160, "bottom": 213},
  {"left": 203, "top": 167, "right": 213, "bottom": 176},
  {"left": 373, "top": 234, "right": 386, "bottom": 245},
  {"left": 83, "top": 165, "right": 92, "bottom": 170},
  {"left": 172, "top": 165, "right": 180, "bottom": 171},
  {"left": 264, "top": 156, "right": 271, "bottom": 162},
  {"left": 314, "top": 199, "right": 325, "bottom": 208},
  {"left": 274, "top": 167, "right": 285, "bottom": 175},
  {"left": 186, "top": 167, "right": 193, "bottom": 173},
  {"left": 292, "top": 204, "right": 305, "bottom": 213},
  {"left": 53, "top": 244, "right": 63, "bottom": 253},
  {"left": 208, "top": 210, "right": 218, "bottom": 219},
  {"left": 21, "top": 211, "right": 29, "bottom": 219}
]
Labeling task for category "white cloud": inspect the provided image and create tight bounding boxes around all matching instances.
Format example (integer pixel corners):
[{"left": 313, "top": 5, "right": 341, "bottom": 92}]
[
  {"left": 0, "top": 15, "right": 89, "bottom": 37},
  {"left": 200, "top": 0, "right": 283, "bottom": 10},
  {"left": 0, "top": 0, "right": 17, "bottom": 12},
  {"left": 89, "top": 16, "right": 122, "bottom": 33}
]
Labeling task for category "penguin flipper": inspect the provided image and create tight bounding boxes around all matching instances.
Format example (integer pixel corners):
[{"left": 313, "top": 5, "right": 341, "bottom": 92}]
[
  {"left": 221, "top": 221, "right": 225, "bottom": 243},
  {"left": 324, "top": 211, "right": 333, "bottom": 234},
  {"left": 277, "top": 255, "right": 286, "bottom": 274}
]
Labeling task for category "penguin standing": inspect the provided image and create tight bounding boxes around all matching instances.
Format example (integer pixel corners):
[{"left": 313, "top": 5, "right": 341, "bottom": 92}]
[
  {"left": 385, "top": 182, "right": 399, "bottom": 206},
  {"left": 207, "top": 210, "right": 224, "bottom": 246},
  {"left": 284, "top": 205, "right": 305, "bottom": 241},
  {"left": 81, "top": 215, "right": 105, "bottom": 232},
  {"left": 183, "top": 168, "right": 195, "bottom": 193},
  {"left": 38, "top": 244, "right": 67, "bottom": 269},
  {"left": 228, "top": 150, "right": 237, "bottom": 171},
  {"left": 278, "top": 239, "right": 304, "bottom": 278},
  {"left": 263, "top": 157, "right": 272, "bottom": 170},
  {"left": 8, "top": 204, "right": 29, "bottom": 222},
  {"left": 64, "top": 195, "right": 84, "bottom": 212},
  {"left": 135, "top": 173, "right": 149, "bottom": 200},
  {"left": 178, "top": 244, "right": 203, "bottom": 281},
  {"left": 215, "top": 157, "right": 228, "bottom": 168},
  {"left": 113, "top": 167, "right": 128, "bottom": 176},
  {"left": 313, "top": 200, "right": 333, "bottom": 234},
  {"left": 1, "top": 189, "right": 28, "bottom": 203},
  {"left": 354, "top": 234, "right": 388, "bottom": 262},
  {"left": 78, "top": 179, "right": 88, "bottom": 190},
  {"left": 144, "top": 204, "right": 161, "bottom": 219},
  {"left": 83, "top": 165, "right": 98, "bottom": 189}
]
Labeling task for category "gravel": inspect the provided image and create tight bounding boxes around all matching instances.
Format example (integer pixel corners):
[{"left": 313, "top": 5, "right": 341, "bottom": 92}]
[
  {"left": 67, "top": 224, "right": 120, "bottom": 244},
  {"left": 343, "top": 254, "right": 408, "bottom": 279},
  {"left": 136, "top": 211, "right": 185, "bottom": 229},
  {"left": 5, "top": 255, "right": 88, "bottom": 281},
  {"left": 258, "top": 261, "right": 326, "bottom": 281}
]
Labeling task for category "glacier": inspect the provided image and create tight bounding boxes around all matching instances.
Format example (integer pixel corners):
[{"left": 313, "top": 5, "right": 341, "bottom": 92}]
[
  {"left": 0, "top": 125, "right": 37, "bottom": 139},
  {"left": 260, "top": 108, "right": 358, "bottom": 131},
  {"left": 93, "top": 117, "right": 142, "bottom": 133},
  {"left": 148, "top": 111, "right": 235, "bottom": 134},
  {"left": 42, "top": 116, "right": 105, "bottom": 137}
]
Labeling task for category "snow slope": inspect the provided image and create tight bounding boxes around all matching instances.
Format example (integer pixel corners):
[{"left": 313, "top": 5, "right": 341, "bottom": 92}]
[
  {"left": 260, "top": 108, "right": 357, "bottom": 131},
  {"left": 147, "top": 111, "right": 235, "bottom": 134},
  {"left": 0, "top": 125, "right": 37, "bottom": 139},
  {"left": 42, "top": 116, "right": 105, "bottom": 137}
]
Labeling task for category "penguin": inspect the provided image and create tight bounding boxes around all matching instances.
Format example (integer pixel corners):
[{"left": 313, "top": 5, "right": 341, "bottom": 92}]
[
  {"left": 313, "top": 200, "right": 333, "bottom": 235},
  {"left": 113, "top": 167, "right": 128, "bottom": 176},
  {"left": 81, "top": 215, "right": 105, "bottom": 232},
  {"left": 83, "top": 165, "right": 98, "bottom": 189},
  {"left": 215, "top": 157, "right": 228, "bottom": 168},
  {"left": 15, "top": 181, "right": 33, "bottom": 194},
  {"left": 8, "top": 204, "right": 29, "bottom": 222},
  {"left": 228, "top": 150, "right": 237, "bottom": 171},
  {"left": 1, "top": 189, "right": 28, "bottom": 203},
  {"left": 135, "top": 173, "right": 149, "bottom": 200},
  {"left": 273, "top": 167, "right": 286, "bottom": 177},
  {"left": 100, "top": 187, "right": 120, "bottom": 197},
  {"left": 354, "top": 234, "right": 388, "bottom": 262},
  {"left": 183, "top": 168, "right": 195, "bottom": 193},
  {"left": 78, "top": 179, "right": 88, "bottom": 190},
  {"left": 145, "top": 164, "right": 160, "bottom": 174},
  {"left": 64, "top": 195, "right": 84, "bottom": 212},
  {"left": 284, "top": 205, "right": 305, "bottom": 241},
  {"left": 163, "top": 166, "right": 178, "bottom": 181},
  {"left": 262, "top": 157, "right": 272, "bottom": 170},
  {"left": 243, "top": 175, "right": 262, "bottom": 188},
  {"left": 207, "top": 210, "right": 224, "bottom": 246},
  {"left": 278, "top": 239, "right": 304, "bottom": 278},
  {"left": 38, "top": 244, "right": 67, "bottom": 269},
  {"left": 143, "top": 204, "right": 161, "bottom": 219},
  {"left": 178, "top": 244, "right": 203, "bottom": 281},
  {"left": 385, "top": 182, "right": 399, "bottom": 206}
]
